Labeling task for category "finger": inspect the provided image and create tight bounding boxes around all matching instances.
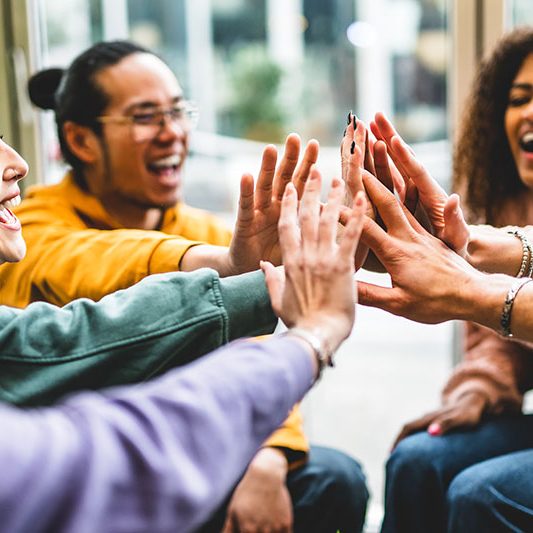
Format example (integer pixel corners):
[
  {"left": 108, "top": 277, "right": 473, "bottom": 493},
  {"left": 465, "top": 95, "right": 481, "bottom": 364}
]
[
  {"left": 235, "top": 174, "right": 255, "bottom": 229},
  {"left": 404, "top": 179, "right": 419, "bottom": 214},
  {"left": 373, "top": 141, "right": 394, "bottom": 192},
  {"left": 356, "top": 280, "right": 400, "bottom": 313},
  {"left": 442, "top": 194, "right": 470, "bottom": 254},
  {"left": 435, "top": 408, "right": 482, "bottom": 435},
  {"left": 364, "top": 128, "right": 376, "bottom": 175},
  {"left": 391, "top": 411, "right": 444, "bottom": 448},
  {"left": 390, "top": 135, "right": 447, "bottom": 199},
  {"left": 345, "top": 144, "right": 364, "bottom": 198},
  {"left": 293, "top": 139, "right": 319, "bottom": 197},
  {"left": 256, "top": 145, "right": 278, "bottom": 209},
  {"left": 318, "top": 177, "right": 344, "bottom": 256},
  {"left": 273, "top": 133, "right": 301, "bottom": 200},
  {"left": 299, "top": 167, "right": 322, "bottom": 245},
  {"left": 339, "top": 191, "right": 366, "bottom": 265},
  {"left": 362, "top": 170, "right": 411, "bottom": 232},
  {"left": 261, "top": 261, "right": 284, "bottom": 315},
  {"left": 278, "top": 183, "right": 301, "bottom": 259}
]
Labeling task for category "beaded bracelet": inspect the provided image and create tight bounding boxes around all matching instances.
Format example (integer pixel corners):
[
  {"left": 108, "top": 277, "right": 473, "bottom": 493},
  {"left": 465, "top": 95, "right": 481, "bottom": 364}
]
[
  {"left": 507, "top": 229, "right": 533, "bottom": 277},
  {"left": 500, "top": 277, "right": 533, "bottom": 337}
]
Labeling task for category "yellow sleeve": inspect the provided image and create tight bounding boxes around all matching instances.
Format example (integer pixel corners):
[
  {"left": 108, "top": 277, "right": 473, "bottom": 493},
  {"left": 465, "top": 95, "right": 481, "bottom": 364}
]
[{"left": 0, "top": 215, "right": 202, "bottom": 308}]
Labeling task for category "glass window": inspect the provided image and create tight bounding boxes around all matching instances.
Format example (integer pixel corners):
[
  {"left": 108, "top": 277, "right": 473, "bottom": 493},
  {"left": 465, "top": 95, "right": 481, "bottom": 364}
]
[{"left": 509, "top": 0, "right": 533, "bottom": 26}]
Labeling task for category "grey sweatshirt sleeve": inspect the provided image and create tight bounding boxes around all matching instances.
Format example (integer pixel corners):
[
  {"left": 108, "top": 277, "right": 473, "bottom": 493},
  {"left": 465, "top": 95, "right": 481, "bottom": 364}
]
[
  {"left": 0, "top": 268, "right": 277, "bottom": 406},
  {"left": 0, "top": 336, "right": 313, "bottom": 533}
]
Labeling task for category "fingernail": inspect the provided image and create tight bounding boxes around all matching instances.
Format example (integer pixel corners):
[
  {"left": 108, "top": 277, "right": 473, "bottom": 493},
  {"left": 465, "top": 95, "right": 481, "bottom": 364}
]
[
  {"left": 428, "top": 423, "right": 442, "bottom": 436},
  {"left": 353, "top": 115, "right": 357, "bottom": 130},
  {"left": 347, "top": 111, "right": 352, "bottom": 125},
  {"left": 350, "top": 141, "right": 355, "bottom": 155},
  {"left": 343, "top": 128, "right": 347, "bottom": 136}
]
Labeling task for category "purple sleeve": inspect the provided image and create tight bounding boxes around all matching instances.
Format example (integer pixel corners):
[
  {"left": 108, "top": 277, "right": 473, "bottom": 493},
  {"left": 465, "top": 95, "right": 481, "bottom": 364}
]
[{"left": 0, "top": 337, "right": 313, "bottom": 533}]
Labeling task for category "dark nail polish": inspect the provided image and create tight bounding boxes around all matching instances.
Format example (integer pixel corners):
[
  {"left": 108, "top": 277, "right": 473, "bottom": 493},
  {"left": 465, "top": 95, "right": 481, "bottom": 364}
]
[
  {"left": 350, "top": 141, "right": 355, "bottom": 155},
  {"left": 343, "top": 128, "right": 347, "bottom": 136},
  {"left": 347, "top": 111, "right": 352, "bottom": 125},
  {"left": 353, "top": 115, "right": 357, "bottom": 130}
]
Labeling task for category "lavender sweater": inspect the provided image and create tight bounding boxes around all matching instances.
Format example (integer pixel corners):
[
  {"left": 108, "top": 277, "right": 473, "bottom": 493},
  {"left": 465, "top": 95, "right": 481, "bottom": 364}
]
[{"left": 0, "top": 336, "right": 313, "bottom": 533}]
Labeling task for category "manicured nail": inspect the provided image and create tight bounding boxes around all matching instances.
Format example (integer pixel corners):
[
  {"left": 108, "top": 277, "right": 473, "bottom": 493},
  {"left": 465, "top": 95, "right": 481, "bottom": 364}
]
[
  {"left": 428, "top": 423, "right": 442, "bottom": 436},
  {"left": 350, "top": 141, "right": 355, "bottom": 155},
  {"left": 353, "top": 115, "right": 357, "bottom": 130},
  {"left": 347, "top": 111, "right": 352, "bottom": 125}
]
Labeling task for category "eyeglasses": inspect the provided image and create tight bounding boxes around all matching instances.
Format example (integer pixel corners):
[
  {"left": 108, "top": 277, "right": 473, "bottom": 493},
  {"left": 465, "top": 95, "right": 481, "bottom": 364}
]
[{"left": 97, "top": 101, "right": 199, "bottom": 143}]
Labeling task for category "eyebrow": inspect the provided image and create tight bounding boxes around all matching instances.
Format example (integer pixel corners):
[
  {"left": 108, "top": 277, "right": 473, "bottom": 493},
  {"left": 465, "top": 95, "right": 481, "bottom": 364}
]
[
  {"left": 510, "top": 82, "right": 533, "bottom": 91},
  {"left": 124, "top": 95, "right": 183, "bottom": 113}
]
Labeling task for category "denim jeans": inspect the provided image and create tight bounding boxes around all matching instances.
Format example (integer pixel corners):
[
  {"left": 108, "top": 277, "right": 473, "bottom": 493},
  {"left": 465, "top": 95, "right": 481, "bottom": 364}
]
[
  {"left": 198, "top": 445, "right": 369, "bottom": 533},
  {"left": 381, "top": 414, "right": 533, "bottom": 533}
]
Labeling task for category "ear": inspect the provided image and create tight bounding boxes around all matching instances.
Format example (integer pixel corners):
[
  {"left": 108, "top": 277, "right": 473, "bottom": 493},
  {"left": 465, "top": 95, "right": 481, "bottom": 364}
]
[{"left": 62, "top": 121, "right": 101, "bottom": 164}]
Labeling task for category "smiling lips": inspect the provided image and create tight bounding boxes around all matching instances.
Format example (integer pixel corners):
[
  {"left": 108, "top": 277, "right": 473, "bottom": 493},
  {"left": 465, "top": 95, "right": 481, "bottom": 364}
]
[
  {"left": 520, "top": 132, "right": 533, "bottom": 153},
  {"left": 0, "top": 195, "right": 21, "bottom": 227},
  {"left": 147, "top": 154, "right": 182, "bottom": 175}
]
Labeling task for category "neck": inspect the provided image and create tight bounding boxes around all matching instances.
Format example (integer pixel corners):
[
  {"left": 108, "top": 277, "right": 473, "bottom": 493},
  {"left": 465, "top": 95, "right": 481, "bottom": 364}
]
[{"left": 101, "top": 195, "right": 164, "bottom": 230}]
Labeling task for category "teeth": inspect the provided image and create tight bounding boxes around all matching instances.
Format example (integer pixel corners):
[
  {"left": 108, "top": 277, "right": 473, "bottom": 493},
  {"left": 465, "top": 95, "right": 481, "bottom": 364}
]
[
  {"left": 522, "top": 132, "right": 533, "bottom": 144},
  {"left": 150, "top": 155, "right": 181, "bottom": 168},
  {"left": 2, "top": 195, "right": 21, "bottom": 210}
]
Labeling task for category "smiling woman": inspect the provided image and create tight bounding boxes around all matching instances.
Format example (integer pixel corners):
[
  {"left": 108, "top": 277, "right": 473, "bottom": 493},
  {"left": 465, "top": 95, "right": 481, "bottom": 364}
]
[{"left": 0, "top": 138, "right": 28, "bottom": 263}]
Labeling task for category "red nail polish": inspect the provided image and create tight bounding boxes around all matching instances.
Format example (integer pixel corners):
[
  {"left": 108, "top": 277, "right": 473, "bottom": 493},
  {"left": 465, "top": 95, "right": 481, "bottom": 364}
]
[{"left": 428, "top": 423, "right": 441, "bottom": 436}]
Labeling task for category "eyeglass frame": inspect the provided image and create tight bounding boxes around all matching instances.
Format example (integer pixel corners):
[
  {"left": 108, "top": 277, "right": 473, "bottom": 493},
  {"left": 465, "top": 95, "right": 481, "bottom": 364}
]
[{"left": 96, "top": 100, "right": 199, "bottom": 142}]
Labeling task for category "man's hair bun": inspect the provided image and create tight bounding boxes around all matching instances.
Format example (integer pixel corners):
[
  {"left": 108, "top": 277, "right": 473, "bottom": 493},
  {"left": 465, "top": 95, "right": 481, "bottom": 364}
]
[{"left": 27, "top": 68, "right": 64, "bottom": 110}]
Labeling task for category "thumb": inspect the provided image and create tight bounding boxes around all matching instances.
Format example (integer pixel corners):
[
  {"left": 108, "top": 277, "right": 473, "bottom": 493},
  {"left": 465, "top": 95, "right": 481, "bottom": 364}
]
[
  {"left": 442, "top": 194, "right": 469, "bottom": 257},
  {"left": 261, "top": 261, "right": 284, "bottom": 315}
]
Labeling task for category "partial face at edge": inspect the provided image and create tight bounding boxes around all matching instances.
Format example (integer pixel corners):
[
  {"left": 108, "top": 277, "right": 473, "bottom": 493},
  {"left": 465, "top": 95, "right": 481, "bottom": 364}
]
[
  {"left": 505, "top": 52, "right": 533, "bottom": 190},
  {"left": 0, "top": 139, "right": 28, "bottom": 264},
  {"left": 92, "top": 53, "right": 189, "bottom": 209}
]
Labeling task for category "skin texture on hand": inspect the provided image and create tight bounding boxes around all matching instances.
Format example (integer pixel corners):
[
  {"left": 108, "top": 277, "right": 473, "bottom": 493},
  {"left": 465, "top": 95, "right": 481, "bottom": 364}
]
[
  {"left": 357, "top": 172, "right": 489, "bottom": 324},
  {"left": 222, "top": 447, "right": 292, "bottom": 533},
  {"left": 227, "top": 134, "right": 319, "bottom": 276},
  {"left": 392, "top": 391, "right": 489, "bottom": 449},
  {"left": 262, "top": 170, "right": 366, "bottom": 356},
  {"left": 369, "top": 112, "right": 470, "bottom": 257}
]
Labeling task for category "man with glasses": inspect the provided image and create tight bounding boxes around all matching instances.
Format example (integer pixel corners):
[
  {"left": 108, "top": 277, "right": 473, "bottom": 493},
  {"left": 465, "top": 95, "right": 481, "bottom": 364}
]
[{"left": 0, "top": 41, "right": 368, "bottom": 533}]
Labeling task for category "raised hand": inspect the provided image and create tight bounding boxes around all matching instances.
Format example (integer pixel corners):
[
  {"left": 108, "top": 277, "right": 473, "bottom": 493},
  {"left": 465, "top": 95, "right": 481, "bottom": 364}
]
[
  {"left": 370, "top": 112, "right": 470, "bottom": 256},
  {"left": 357, "top": 171, "right": 484, "bottom": 324},
  {"left": 262, "top": 168, "right": 366, "bottom": 354},
  {"left": 228, "top": 134, "right": 319, "bottom": 275}
]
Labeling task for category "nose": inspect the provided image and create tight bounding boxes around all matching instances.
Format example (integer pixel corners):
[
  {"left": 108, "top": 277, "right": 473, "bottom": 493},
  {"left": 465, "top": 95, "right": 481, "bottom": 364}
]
[
  {"left": 1, "top": 141, "right": 29, "bottom": 182},
  {"left": 154, "top": 113, "right": 188, "bottom": 143}
]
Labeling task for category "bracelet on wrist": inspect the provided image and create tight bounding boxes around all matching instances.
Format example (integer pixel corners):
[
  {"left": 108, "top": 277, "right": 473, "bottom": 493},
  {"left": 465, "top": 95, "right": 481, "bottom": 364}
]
[
  {"left": 284, "top": 327, "right": 334, "bottom": 378},
  {"left": 500, "top": 276, "right": 533, "bottom": 337},
  {"left": 507, "top": 229, "right": 533, "bottom": 277}
]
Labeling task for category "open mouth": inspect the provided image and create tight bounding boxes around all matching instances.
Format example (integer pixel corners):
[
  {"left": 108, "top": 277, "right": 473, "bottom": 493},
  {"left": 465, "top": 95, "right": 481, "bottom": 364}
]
[
  {"left": 147, "top": 154, "right": 182, "bottom": 176},
  {"left": 0, "top": 195, "right": 21, "bottom": 227},
  {"left": 519, "top": 132, "right": 533, "bottom": 153}
]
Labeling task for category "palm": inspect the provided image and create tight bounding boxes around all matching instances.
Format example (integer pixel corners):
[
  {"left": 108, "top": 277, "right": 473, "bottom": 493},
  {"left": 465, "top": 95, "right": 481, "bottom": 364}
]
[{"left": 228, "top": 134, "right": 319, "bottom": 274}]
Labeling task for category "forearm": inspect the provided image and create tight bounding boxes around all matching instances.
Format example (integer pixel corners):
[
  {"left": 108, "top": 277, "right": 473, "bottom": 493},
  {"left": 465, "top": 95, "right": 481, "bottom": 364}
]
[
  {"left": 0, "top": 269, "right": 278, "bottom": 406},
  {"left": 466, "top": 224, "right": 531, "bottom": 275},
  {"left": 457, "top": 271, "right": 533, "bottom": 343},
  {"left": 179, "top": 244, "right": 234, "bottom": 276},
  {"left": 0, "top": 337, "right": 315, "bottom": 533}
]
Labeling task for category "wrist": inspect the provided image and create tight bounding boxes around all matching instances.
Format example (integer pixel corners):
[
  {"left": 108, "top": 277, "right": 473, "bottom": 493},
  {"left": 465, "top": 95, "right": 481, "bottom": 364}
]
[{"left": 250, "top": 447, "right": 289, "bottom": 481}]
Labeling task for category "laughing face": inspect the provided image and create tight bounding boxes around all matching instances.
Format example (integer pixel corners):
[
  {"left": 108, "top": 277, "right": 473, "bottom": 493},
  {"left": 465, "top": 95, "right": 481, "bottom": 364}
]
[
  {"left": 505, "top": 52, "right": 533, "bottom": 189},
  {"left": 91, "top": 53, "right": 189, "bottom": 209},
  {"left": 0, "top": 138, "right": 28, "bottom": 263}
]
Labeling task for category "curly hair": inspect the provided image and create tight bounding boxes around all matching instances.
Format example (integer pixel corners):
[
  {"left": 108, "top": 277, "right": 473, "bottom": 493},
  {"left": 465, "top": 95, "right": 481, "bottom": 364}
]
[{"left": 453, "top": 27, "right": 533, "bottom": 224}]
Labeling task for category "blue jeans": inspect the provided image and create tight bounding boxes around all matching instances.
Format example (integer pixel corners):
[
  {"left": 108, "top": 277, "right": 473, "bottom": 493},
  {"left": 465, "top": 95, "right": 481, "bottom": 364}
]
[
  {"left": 198, "top": 445, "right": 369, "bottom": 533},
  {"left": 381, "top": 414, "right": 533, "bottom": 533}
]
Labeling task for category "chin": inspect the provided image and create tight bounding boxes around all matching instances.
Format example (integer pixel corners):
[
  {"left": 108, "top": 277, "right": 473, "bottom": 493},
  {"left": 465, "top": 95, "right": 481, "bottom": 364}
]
[{"left": 0, "top": 239, "right": 27, "bottom": 264}]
